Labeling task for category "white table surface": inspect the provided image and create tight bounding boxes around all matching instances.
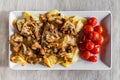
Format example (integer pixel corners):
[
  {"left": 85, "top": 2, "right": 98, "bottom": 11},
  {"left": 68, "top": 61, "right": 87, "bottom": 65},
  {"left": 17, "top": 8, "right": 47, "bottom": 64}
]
[{"left": 0, "top": 0, "right": 119, "bottom": 80}]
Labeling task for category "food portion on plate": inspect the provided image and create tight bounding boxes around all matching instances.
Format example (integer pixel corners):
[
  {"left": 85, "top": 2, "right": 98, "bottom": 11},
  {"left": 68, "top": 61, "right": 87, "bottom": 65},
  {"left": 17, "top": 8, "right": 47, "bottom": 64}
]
[
  {"left": 78, "top": 17, "right": 104, "bottom": 62},
  {"left": 9, "top": 9, "right": 88, "bottom": 67},
  {"left": 9, "top": 9, "right": 105, "bottom": 68}
]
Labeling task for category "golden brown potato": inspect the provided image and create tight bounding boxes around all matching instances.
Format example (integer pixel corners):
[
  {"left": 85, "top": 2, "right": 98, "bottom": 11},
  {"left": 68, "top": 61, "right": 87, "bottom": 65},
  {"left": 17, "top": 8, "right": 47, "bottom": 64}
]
[{"left": 44, "top": 55, "right": 58, "bottom": 67}]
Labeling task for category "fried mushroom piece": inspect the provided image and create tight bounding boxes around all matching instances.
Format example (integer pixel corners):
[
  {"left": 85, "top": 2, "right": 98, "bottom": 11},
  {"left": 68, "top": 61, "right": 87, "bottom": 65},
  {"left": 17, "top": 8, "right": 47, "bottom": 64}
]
[
  {"left": 34, "top": 24, "right": 42, "bottom": 41},
  {"left": 55, "top": 18, "right": 63, "bottom": 24},
  {"left": 22, "top": 44, "right": 43, "bottom": 64},
  {"left": 9, "top": 40, "right": 18, "bottom": 47},
  {"left": 26, "top": 54, "right": 42, "bottom": 64},
  {"left": 13, "top": 43, "right": 22, "bottom": 53},
  {"left": 20, "top": 23, "right": 33, "bottom": 36},
  {"left": 22, "top": 44, "right": 34, "bottom": 56},
  {"left": 65, "top": 45, "right": 74, "bottom": 53},
  {"left": 31, "top": 41, "right": 41, "bottom": 50},
  {"left": 39, "top": 47, "right": 45, "bottom": 55},
  {"left": 42, "top": 23, "right": 60, "bottom": 43},
  {"left": 40, "top": 14, "right": 47, "bottom": 22},
  {"left": 32, "top": 41, "right": 45, "bottom": 55},
  {"left": 61, "top": 21, "right": 76, "bottom": 35},
  {"left": 34, "top": 31, "right": 40, "bottom": 41},
  {"left": 11, "top": 33, "right": 23, "bottom": 42},
  {"left": 27, "top": 47, "right": 34, "bottom": 56}
]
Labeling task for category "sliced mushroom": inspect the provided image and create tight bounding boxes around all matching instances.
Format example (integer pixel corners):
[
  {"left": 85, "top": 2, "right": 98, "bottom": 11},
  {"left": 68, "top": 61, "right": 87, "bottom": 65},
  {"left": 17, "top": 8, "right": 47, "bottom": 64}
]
[
  {"left": 20, "top": 24, "right": 33, "bottom": 36},
  {"left": 40, "top": 14, "right": 47, "bottom": 21},
  {"left": 9, "top": 40, "right": 18, "bottom": 47},
  {"left": 13, "top": 43, "right": 22, "bottom": 53},
  {"left": 31, "top": 41, "right": 41, "bottom": 50},
  {"left": 61, "top": 21, "right": 76, "bottom": 35},
  {"left": 16, "top": 19, "right": 25, "bottom": 31},
  {"left": 22, "top": 44, "right": 27, "bottom": 55},
  {"left": 11, "top": 33, "right": 23, "bottom": 42},
  {"left": 65, "top": 45, "right": 74, "bottom": 53},
  {"left": 40, "top": 47, "right": 45, "bottom": 55},
  {"left": 55, "top": 18, "right": 63, "bottom": 24}
]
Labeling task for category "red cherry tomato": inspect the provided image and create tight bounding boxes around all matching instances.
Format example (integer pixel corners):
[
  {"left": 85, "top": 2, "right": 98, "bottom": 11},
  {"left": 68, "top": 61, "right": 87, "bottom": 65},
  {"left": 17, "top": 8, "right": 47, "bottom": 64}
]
[
  {"left": 89, "top": 17, "right": 97, "bottom": 26},
  {"left": 89, "top": 31, "right": 100, "bottom": 41},
  {"left": 82, "top": 51, "right": 91, "bottom": 60},
  {"left": 84, "top": 25, "right": 94, "bottom": 34},
  {"left": 78, "top": 43, "right": 86, "bottom": 51},
  {"left": 95, "top": 35, "right": 104, "bottom": 45},
  {"left": 94, "top": 25, "right": 103, "bottom": 33},
  {"left": 91, "top": 45, "right": 100, "bottom": 54},
  {"left": 94, "top": 44, "right": 100, "bottom": 48},
  {"left": 82, "top": 35, "right": 91, "bottom": 42},
  {"left": 89, "top": 56, "right": 97, "bottom": 62},
  {"left": 86, "top": 41, "right": 94, "bottom": 50}
]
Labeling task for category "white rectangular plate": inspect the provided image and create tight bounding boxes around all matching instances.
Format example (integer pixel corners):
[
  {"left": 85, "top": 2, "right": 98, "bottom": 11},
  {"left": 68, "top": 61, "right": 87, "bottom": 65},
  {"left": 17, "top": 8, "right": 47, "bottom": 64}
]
[{"left": 9, "top": 11, "right": 111, "bottom": 70}]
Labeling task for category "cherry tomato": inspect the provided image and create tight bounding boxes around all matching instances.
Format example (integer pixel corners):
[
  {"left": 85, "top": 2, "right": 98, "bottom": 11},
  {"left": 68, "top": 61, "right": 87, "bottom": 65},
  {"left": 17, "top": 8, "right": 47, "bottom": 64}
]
[
  {"left": 84, "top": 25, "right": 94, "bottom": 34},
  {"left": 94, "top": 25, "right": 103, "bottom": 33},
  {"left": 95, "top": 35, "right": 104, "bottom": 45},
  {"left": 89, "top": 17, "right": 97, "bottom": 26},
  {"left": 91, "top": 45, "right": 100, "bottom": 54},
  {"left": 82, "top": 35, "right": 91, "bottom": 42},
  {"left": 89, "top": 56, "right": 97, "bottom": 62},
  {"left": 89, "top": 31, "right": 100, "bottom": 41},
  {"left": 82, "top": 51, "right": 91, "bottom": 60},
  {"left": 78, "top": 43, "right": 86, "bottom": 51},
  {"left": 86, "top": 41, "right": 94, "bottom": 50},
  {"left": 94, "top": 44, "right": 100, "bottom": 48}
]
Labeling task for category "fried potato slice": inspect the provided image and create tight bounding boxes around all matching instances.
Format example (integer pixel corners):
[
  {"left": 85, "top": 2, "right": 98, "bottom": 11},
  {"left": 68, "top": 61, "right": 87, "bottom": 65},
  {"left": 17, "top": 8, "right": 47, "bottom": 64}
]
[
  {"left": 47, "top": 9, "right": 68, "bottom": 21},
  {"left": 61, "top": 47, "right": 79, "bottom": 67},
  {"left": 75, "top": 20, "right": 84, "bottom": 33},
  {"left": 69, "top": 16, "right": 87, "bottom": 25},
  {"left": 47, "top": 9, "right": 60, "bottom": 18},
  {"left": 69, "top": 16, "right": 87, "bottom": 33},
  {"left": 24, "top": 12, "right": 31, "bottom": 20},
  {"left": 62, "top": 35, "right": 77, "bottom": 47},
  {"left": 44, "top": 55, "right": 58, "bottom": 67},
  {"left": 11, "top": 56, "right": 27, "bottom": 66}
]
